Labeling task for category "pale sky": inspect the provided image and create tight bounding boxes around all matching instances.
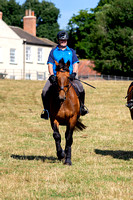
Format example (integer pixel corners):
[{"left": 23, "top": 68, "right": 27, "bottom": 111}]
[{"left": 16, "top": 0, "right": 99, "bottom": 29}]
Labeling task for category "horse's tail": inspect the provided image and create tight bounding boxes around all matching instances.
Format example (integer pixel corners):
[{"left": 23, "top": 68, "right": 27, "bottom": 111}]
[{"left": 75, "top": 118, "right": 87, "bottom": 132}]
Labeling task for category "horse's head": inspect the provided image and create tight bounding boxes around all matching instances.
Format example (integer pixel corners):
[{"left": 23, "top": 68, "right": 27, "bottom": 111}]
[
  {"left": 126, "top": 82, "right": 133, "bottom": 120},
  {"left": 55, "top": 58, "right": 70, "bottom": 101}
]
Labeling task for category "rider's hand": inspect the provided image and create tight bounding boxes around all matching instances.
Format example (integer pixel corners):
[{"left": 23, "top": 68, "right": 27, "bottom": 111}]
[
  {"left": 49, "top": 75, "right": 56, "bottom": 84},
  {"left": 69, "top": 73, "right": 76, "bottom": 81}
]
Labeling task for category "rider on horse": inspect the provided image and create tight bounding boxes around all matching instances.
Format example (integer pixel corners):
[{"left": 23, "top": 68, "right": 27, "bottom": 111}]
[{"left": 41, "top": 30, "right": 88, "bottom": 119}]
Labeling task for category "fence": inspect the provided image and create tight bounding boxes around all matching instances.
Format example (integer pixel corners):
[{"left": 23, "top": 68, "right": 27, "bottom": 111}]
[
  {"left": 0, "top": 69, "right": 47, "bottom": 80},
  {"left": 78, "top": 74, "right": 133, "bottom": 81},
  {"left": 0, "top": 68, "right": 133, "bottom": 81}
]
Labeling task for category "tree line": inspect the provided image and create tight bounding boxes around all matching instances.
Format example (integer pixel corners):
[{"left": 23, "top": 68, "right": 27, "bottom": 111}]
[
  {"left": 0, "top": 0, "right": 60, "bottom": 42},
  {"left": 0, "top": 0, "right": 132, "bottom": 76}
]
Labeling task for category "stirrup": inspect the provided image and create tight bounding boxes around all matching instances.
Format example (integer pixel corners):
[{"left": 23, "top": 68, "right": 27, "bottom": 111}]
[
  {"left": 41, "top": 109, "right": 49, "bottom": 120},
  {"left": 80, "top": 105, "right": 89, "bottom": 116}
]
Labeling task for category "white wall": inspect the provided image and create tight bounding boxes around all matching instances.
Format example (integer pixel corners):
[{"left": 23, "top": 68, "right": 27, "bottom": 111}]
[
  {"left": 0, "top": 19, "right": 52, "bottom": 80},
  {"left": 0, "top": 19, "right": 23, "bottom": 79}
]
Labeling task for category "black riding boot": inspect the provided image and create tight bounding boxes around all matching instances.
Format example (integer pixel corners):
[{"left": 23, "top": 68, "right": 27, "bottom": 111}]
[
  {"left": 41, "top": 93, "right": 49, "bottom": 120},
  {"left": 79, "top": 91, "right": 88, "bottom": 116}
]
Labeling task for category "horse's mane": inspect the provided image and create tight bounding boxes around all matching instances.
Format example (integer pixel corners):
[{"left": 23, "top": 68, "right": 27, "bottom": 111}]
[{"left": 129, "top": 82, "right": 133, "bottom": 88}]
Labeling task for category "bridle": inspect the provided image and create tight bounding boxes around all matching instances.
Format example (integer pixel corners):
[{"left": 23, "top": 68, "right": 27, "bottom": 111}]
[{"left": 56, "top": 69, "right": 72, "bottom": 100}]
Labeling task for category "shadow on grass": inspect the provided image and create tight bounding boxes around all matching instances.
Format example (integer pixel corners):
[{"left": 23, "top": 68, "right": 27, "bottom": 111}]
[
  {"left": 11, "top": 154, "right": 58, "bottom": 163},
  {"left": 94, "top": 149, "right": 133, "bottom": 161}
]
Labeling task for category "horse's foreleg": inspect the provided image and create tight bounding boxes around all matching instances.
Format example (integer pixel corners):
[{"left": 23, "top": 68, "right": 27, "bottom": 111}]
[
  {"left": 64, "top": 127, "right": 73, "bottom": 165},
  {"left": 64, "top": 116, "right": 77, "bottom": 165},
  {"left": 51, "top": 120, "right": 65, "bottom": 160}
]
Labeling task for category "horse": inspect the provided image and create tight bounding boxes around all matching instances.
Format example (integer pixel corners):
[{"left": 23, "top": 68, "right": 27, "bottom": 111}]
[
  {"left": 126, "top": 82, "right": 133, "bottom": 120},
  {"left": 48, "top": 58, "right": 86, "bottom": 165}
]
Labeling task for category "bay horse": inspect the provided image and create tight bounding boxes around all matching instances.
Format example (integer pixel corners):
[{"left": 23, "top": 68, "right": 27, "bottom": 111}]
[
  {"left": 126, "top": 82, "right": 133, "bottom": 120},
  {"left": 48, "top": 58, "right": 86, "bottom": 165}
]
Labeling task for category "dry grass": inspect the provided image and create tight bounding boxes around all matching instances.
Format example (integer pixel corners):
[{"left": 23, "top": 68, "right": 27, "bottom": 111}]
[{"left": 0, "top": 79, "right": 133, "bottom": 200}]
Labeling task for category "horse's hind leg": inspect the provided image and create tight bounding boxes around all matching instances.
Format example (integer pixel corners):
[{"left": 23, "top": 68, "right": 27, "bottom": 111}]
[{"left": 51, "top": 120, "right": 65, "bottom": 160}]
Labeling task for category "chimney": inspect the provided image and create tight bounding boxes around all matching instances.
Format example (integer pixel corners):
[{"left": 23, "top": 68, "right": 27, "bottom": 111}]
[
  {"left": 23, "top": 9, "right": 36, "bottom": 36},
  {"left": 0, "top": 12, "right": 3, "bottom": 20}
]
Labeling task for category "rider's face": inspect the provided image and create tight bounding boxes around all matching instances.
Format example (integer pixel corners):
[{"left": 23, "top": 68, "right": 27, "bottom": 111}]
[{"left": 59, "top": 39, "right": 67, "bottom": 47}]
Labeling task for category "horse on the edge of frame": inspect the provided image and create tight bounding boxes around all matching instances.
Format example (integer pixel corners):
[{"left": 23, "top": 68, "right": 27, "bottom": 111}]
[
  {"left": 48, "top": 58, "right": 86, "bottom": 165},
  {"left": 126, "top": 82, "right": 133, "bottom": 120}
]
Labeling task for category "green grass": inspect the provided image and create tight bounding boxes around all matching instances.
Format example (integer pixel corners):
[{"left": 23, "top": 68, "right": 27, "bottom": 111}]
[{"left": 0, "top": 79, "right": 133, "bottom": 200}]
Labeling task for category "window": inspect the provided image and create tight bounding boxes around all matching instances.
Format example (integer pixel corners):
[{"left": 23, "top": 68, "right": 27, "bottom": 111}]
[
  {"left": 0, "top": 47, "right": 3, "bottom": 62},
  {"left": 37, "top": 72, "right": 46, "bottom": 80},
  {"left": 26, "top": 73, "right": 31, "bottom": 80},
  {"left": 10, "top": 48, "right": 16, "bottom": 64},
  {"left": 10, "top": 75, "right": 15, "bottom": 79},
  {"left": 26, "top": 46, "right": 32, "bottom": 62},
  {"left": 38, "top": 48, "right": 44, "bottom": 64}
]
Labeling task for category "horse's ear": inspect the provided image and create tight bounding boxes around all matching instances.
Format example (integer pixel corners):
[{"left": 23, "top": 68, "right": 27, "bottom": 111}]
[
  {"left": 59, "top": 58, "right": 65, "bottom": 65},
  {"left": 55, "top": 60, "right": 59, "bottom": 66},
  {"left": 66, "top": 60, "right": 70, "bottom": 68}
]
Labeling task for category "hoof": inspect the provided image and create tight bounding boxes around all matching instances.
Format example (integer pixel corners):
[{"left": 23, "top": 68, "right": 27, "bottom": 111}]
[
  {"left": 64, "top": 159, "right": 72, "bottom": 166},
  {"left": 57, "top": 150, "right": 65, "bottom": 161}
]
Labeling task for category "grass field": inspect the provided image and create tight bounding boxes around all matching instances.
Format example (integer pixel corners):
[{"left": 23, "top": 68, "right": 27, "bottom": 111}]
[{"left": 0, "top": 79, "right": 133, "bottom": 200}]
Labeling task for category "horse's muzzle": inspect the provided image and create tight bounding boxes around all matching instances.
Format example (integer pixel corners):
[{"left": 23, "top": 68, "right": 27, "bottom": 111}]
[{"left": 59, "top": 90, "right": 66, "bottom": 101}]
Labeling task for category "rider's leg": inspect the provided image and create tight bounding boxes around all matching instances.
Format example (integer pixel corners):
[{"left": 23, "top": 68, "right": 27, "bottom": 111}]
[
  {"left": 41, "top": 79, "right": 51, "bottom": 120},
  {"left": 72, "top": 80, "right": 88, "bottom": 116}
]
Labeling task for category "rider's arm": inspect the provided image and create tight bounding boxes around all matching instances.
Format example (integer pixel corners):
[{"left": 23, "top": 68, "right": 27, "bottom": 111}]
[
  {"left": 48, "top": 63, "right": 54, "bottom": 75},
  {"left": 71, "top": 48, "right": 79, "bottom": 74},
  {"left": 47, "top": 48, "right": 55, "bottom": 75},
  {"left": 73, "top": 62, "right": 79, "bottom": 73}
]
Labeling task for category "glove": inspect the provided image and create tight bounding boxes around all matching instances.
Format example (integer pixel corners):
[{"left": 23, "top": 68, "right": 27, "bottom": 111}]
[
  {"left": 69, "top": 73, "right": 76, "bottom": 81},
  {"left": 49, "top": 75, "right": 56, "bottom": 84}
]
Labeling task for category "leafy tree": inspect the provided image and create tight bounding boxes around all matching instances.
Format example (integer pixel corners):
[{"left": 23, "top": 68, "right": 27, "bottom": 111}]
[
  {"left": 22, "top": 0, "right": 60, "bottom": 42},
  {"left": 67, "top": 9, "right": 95, "bottom": 57},
  {"left": 67, "top": 0, "right": 114, "bottom": 56},
  {"left": 0, "top": 0, "right": 60, "bottom": 42},
  {"left": 90, "top": 0, "right": 133, "bottom": 76},
  {"left": 68, "top": 0, "right": 133, "bottom": 76},
  {"left": 0, "top": 0, "right": 22, "bottom": 27},
  {"left": 91, "top": 0, "right": 114, "bottom": 12}
]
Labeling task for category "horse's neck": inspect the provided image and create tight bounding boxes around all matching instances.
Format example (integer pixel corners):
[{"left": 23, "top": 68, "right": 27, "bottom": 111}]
[
  {"left": 69, "top": 82, "right": 79, "bottom": 97},
  {"left": 127, "top": 86, "right": 133, "bottom": 102}
]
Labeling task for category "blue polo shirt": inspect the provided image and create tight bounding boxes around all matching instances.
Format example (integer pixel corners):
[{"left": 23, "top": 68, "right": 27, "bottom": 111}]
[{"left": 47, "top": 45, "right": 79, "bottom": 75}]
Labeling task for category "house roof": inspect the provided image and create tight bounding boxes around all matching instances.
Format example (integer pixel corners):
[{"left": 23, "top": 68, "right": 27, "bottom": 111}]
[
  {"left": 10, "top": 26, "right": 55, "bottom": 47},
  {"left": 38, "top": 37, "right": 57, "bottom": 47},
  {"left": 78, "top": 60, "right": 100, "bottom": 76}
]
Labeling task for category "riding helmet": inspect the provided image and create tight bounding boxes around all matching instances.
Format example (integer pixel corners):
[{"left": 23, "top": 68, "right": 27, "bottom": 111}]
[{"left": 57, "top": 31, "right": 69, "bottom": 40}]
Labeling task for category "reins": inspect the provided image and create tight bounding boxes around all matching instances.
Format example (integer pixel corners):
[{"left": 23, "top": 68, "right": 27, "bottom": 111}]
[{"left": 75, "top": 78, "right": 96, "bottom": 89}]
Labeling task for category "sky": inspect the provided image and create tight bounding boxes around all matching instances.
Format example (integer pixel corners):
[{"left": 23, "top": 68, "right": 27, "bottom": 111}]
[{"left": 16, "top": 0, "right": 100, "bottom": 29}]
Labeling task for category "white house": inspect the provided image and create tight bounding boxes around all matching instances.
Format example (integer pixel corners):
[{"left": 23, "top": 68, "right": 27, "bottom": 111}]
[{"left": 0, "top": 10, "right": 56, "bottom": 80}]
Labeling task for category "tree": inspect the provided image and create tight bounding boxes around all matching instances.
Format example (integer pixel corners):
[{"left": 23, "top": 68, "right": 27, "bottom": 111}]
[
  {"left": 67, "top": 0, "right": 133, "bottom": 76},
  {"left": 67, "top": 9, "right": 95, "bottom": 57},
  {"left": 90, "top": 0, "right": 133, "bottom": 76},
  {"left": 67, "top": 0, "right": 114, "bottom": 57},
  {"left": 0, "top": 0, "right": 23, "bottom": 27},
  {"left": 22, "top": 0, "right": 60, "bottom": 42},
  {"left": 0, "top": 0, "right": 60, "bottom": 42}
]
